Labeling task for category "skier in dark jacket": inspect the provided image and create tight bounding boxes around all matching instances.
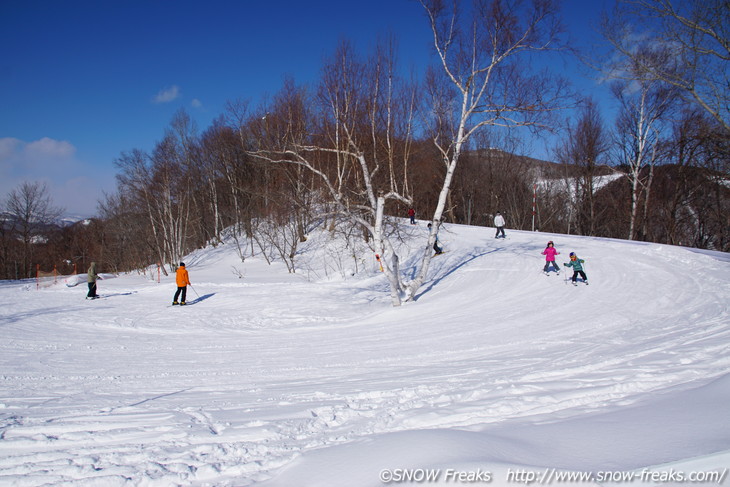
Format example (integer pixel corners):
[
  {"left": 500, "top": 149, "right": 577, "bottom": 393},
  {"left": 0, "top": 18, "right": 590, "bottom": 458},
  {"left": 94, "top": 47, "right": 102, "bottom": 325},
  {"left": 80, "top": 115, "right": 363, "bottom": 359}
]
[{"left": 427, "top": 223, "right": 443, "bottom": 255}]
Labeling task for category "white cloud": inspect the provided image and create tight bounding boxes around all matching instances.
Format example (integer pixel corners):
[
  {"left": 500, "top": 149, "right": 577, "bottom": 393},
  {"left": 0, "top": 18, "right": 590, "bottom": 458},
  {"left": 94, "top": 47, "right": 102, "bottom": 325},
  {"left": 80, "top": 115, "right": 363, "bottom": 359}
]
[
  {"left": 152, "top": 85, "right": 181, "bottom": 104},
  {"left": 0, "top": 137, "right": 94, "bottom": 215},
  {"left": 0, "top": 137, "right": 23, "bottom": 161},
  {"left": 0, "top": 136, "right": 75, "bottom": 173},
  {"left": 191, "top": 98, "right": 202, "bottom": 108},
  {"left": 25, "top": 137, "right": 76, "bottom": 159}
]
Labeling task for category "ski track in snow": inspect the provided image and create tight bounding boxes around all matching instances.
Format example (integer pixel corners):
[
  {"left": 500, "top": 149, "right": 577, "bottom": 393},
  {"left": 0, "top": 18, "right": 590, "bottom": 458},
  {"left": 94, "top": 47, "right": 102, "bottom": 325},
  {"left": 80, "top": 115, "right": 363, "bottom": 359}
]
[{"left": 0, "top": 224, "right": 729, "bottom": 486}]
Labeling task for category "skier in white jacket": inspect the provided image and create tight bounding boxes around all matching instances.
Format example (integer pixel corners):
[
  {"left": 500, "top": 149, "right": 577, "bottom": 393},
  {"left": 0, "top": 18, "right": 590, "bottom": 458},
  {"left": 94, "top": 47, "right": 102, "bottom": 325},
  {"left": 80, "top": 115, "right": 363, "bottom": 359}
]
[{"left": 494, "top": 212, "right": 506, "bottom": 238}]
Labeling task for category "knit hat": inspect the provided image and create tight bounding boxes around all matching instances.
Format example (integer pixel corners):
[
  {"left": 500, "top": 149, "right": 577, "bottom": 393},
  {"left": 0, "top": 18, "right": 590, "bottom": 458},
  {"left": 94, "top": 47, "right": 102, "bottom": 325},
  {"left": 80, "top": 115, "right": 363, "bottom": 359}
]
[{"left": 179, "top": 262, "right": 185, "bottom": 267}]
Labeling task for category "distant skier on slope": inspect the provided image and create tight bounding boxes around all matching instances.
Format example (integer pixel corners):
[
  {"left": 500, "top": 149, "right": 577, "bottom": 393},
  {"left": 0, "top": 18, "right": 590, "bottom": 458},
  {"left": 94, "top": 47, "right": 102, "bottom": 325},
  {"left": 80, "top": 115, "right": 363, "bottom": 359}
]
[
  {"left": 494, "top": 212, "right": 506, "bottom": 239},
  {"left": 564, "top": 252, "right": 588, "bottom": 285},
  {"left": 542, "top": 241, "right": 560, "bottom": 274},
  {"left": 427, "top": 223, "right": 444, "bottom": 255},
  {"left": 408, "top": 207, "right": 416, "bottom": 225},
  {"left": 172, "top": 262, "right": 191, "bottom": 305},
  {"left": 86, "top": 262, "right": 99, "bottom": 299}
]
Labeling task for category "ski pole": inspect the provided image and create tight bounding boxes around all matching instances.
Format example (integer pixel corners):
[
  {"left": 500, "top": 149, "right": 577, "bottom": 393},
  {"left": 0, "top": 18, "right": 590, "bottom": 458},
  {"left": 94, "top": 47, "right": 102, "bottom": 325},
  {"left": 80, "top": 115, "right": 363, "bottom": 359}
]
[{"left": 190, "top": 284, "right": 200, "bottom": 298}]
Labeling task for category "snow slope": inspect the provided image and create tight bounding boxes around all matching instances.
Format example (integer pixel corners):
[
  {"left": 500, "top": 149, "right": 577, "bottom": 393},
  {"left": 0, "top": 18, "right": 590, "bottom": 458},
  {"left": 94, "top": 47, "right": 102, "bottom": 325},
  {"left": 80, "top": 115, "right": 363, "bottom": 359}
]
[{"left": 1, "top": 222, "right": 728, "bottom": 486}]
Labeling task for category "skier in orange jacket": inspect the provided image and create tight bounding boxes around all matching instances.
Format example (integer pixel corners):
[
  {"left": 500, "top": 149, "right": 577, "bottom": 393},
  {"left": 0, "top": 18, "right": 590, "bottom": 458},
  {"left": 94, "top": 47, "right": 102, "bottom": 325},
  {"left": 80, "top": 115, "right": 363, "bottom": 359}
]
[{"left": 172, "top": 262, "right": 191, "bottom": 305}]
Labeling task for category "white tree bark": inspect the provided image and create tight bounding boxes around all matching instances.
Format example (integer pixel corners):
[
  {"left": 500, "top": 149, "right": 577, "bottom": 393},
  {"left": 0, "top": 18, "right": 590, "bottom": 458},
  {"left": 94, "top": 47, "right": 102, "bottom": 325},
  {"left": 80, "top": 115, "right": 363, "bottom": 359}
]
[{"left": 406, "top": 0, "right": 569, "bottom": 300}]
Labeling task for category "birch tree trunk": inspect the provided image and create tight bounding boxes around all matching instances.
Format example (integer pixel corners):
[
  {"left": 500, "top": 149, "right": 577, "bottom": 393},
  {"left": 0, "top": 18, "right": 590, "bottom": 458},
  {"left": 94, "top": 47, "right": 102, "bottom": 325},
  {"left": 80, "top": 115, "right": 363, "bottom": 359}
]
[
  {"left": 611, "top": 68, "right": 675, "bottom": 241},
  {"left": 251, "top": 40, "right": 417, "bottom": 305},
  {"left": 406, "top": 0, "right": 570, "bottom": 301}
]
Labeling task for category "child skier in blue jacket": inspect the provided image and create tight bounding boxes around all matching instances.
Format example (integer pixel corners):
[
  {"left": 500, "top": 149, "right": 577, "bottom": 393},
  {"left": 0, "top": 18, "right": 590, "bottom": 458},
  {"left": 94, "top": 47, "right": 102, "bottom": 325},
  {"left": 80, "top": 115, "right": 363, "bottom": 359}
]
[{"left": 564, "top": 252, "right": 588, "bottom": 285}]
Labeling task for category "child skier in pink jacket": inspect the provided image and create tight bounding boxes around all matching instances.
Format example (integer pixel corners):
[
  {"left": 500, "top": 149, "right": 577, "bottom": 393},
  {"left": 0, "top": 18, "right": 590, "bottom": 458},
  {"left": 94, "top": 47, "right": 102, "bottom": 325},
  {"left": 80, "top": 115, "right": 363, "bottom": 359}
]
[{"left": 542, "top": 241, "right": 560, "bottom": 274}]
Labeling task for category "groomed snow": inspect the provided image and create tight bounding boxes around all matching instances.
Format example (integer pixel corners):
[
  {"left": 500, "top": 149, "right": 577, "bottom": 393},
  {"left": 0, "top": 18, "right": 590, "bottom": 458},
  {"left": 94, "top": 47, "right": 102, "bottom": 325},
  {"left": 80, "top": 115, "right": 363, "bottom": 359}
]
[{"left": 1, "top": 222, "right": 728, "bottom": 486}]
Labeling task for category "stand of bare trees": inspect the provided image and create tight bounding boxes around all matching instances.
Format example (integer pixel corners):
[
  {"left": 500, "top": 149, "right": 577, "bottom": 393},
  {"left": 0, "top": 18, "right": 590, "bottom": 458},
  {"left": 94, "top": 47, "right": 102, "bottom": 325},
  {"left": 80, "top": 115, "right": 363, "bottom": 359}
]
[
  {"left": 0, "top": 182, "right": 64, "bottom": 279},
  {"left": 247, "top": 40, "right": 419, "bottom": 305},
  {"left": 554, "top": 100, "right": 611, "bottom": 236},
  {"left": 1, "top": 0, "right": 727, "bottom": 291}
]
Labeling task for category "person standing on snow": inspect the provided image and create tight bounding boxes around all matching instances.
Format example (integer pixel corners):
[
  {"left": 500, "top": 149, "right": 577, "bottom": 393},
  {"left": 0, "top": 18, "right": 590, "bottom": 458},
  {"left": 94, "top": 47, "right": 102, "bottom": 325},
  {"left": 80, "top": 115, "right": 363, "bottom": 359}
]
[
  {"left": 542, "top": 241, "right": 560, "bottom": 274},
  {"left": 427, "top": 223, "right": 443, "bottom": 255},
  {"left": 173, "top": 262, "right": 191, "bottom": 305},
  {"left": 86, "top": 261, "right": 99, "bottom": 299},
  {"left": 494, "top": 212, "right": 506, "bottom": 239},
  {"left": 564, "top": 252, "right": 588, "bottom": 285},
  {"left": 408, "top": 207, "right": 416, "bottom": 225}
]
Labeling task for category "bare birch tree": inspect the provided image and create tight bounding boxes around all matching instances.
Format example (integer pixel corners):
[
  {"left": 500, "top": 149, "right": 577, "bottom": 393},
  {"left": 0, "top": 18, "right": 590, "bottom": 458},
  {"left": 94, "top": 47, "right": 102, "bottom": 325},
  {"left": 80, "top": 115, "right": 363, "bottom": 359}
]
[
  {"left": 113, "top": 112, "right": 199, "bottom": 273},
  {"left": 554, "top": 99, "right": 610, "bottom": 236},
  {"left": 114, "top": 149, "right": 169, "bottom": 273},
  {"left": 408, "top": 0, "right": 571, "bottom": 299},
  {"left": 602, "top": 0, "right": 730, "bottom": 133},
  {"left": 611, "top": 54, "right": 676, "bottom": 241},
  {"left": 147, "top": 136, "right": 194, "bottom": 269},
  {"left": 251, "top": 41, "right": 419, "bottom": 305}
]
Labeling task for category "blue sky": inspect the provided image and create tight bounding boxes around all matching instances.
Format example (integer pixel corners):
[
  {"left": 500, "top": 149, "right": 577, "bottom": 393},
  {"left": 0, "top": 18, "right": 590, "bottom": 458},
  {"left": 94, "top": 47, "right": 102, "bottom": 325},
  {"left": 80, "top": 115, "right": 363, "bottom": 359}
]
[{"left": 0, "top": 0, "right": 608, "bottom": 217}]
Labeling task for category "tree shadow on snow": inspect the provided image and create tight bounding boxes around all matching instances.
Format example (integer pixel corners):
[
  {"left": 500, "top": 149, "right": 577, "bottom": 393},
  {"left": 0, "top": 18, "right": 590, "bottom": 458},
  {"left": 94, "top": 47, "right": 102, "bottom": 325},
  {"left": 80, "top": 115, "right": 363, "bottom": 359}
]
[{"left": 411, "top": 248, "right": 499, "bottom": 302}]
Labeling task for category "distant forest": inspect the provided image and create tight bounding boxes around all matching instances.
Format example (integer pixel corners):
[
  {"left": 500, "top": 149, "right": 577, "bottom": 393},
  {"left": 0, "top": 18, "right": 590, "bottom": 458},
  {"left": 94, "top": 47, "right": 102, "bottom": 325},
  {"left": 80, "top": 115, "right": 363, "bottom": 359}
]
[{"left": 1, "top": 0, "right": 728, "bottom": 283}]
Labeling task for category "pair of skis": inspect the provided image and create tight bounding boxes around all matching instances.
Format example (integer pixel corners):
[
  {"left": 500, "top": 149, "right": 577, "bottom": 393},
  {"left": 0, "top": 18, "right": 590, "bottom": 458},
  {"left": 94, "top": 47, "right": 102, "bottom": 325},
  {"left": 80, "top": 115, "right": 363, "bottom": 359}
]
[
  {"left": 542, "top": 270, "right": 589, "bottom": 286},
  {"left": 168, "top": 298, "right": 200, "bottom": 308}
]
